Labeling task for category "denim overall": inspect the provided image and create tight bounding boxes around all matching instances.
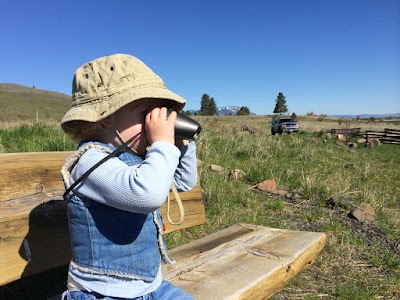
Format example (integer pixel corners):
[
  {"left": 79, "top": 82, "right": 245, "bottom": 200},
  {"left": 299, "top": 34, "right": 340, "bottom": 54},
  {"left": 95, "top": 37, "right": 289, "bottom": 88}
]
[{"left": 62, "top": 142, "right": 174, "bottom": 282}]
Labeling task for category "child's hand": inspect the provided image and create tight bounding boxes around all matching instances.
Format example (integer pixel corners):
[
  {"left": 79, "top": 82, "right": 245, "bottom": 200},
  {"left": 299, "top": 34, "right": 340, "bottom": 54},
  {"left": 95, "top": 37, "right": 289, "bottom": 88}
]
[{"left": 145, "top": 107, "right": 176, "bottom": 145}]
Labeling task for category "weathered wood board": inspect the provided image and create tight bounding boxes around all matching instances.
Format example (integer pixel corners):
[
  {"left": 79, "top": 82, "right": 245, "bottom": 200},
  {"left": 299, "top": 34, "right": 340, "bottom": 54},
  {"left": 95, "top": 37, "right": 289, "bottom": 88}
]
[
  {"left": 0, "top": 151, "right": 74, "bottom": 202},
  {"left": 162, "top": 223, "right": 327, "bottom": 300},
  {"left": 0, "top": 151, "right": 206, "bottom": 286}
]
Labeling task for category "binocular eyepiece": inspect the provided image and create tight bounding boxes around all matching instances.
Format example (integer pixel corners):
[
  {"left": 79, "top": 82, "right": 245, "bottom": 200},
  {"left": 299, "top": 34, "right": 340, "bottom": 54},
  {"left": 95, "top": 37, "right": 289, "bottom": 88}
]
[{"left": 167, "top": 109, "right": 201, "bottom": 140}]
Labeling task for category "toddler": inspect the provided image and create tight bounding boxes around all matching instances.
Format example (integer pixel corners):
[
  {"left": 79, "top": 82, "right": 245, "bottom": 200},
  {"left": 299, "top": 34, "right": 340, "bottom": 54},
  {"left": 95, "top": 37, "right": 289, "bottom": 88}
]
[{"left": 60, "top": 54, "right": 197, "bottom": 300}]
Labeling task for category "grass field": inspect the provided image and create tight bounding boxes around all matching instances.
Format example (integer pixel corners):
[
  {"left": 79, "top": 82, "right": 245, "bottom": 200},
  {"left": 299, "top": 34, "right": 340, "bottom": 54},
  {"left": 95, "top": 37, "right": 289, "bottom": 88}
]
[{"left": 0, "top": 116, "right": 399, "bottom": 299}]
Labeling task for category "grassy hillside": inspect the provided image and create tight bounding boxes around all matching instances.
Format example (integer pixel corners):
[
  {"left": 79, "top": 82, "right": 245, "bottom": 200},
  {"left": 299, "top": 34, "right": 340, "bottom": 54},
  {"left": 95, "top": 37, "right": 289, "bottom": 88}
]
[{"left": 0, "top": 83, "right": 70, "bottom": 123}]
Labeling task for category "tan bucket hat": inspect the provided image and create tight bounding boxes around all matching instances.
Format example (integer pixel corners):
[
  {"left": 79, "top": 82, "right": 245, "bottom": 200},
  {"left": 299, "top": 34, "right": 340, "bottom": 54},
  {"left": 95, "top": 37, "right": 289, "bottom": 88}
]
[{"left": 61, "top": 53, "right": 186, "bottom": 129}]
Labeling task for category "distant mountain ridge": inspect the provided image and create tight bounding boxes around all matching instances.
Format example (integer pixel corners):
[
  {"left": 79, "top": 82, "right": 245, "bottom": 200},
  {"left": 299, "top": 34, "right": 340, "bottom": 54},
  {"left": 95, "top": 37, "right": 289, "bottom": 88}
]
[
  {"left": 329, "top": 113, "right": 400, "bottom": 119},
  {"left": 187, "top": 106, "right": 255, "bottom": 116}
]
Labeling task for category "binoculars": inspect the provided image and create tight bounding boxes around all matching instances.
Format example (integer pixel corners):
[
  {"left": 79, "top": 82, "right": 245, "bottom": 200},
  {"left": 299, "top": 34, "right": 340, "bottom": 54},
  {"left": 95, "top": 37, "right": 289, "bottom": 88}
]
[{"left": 167, "top": 109, "right": 201, "bottom": 140}]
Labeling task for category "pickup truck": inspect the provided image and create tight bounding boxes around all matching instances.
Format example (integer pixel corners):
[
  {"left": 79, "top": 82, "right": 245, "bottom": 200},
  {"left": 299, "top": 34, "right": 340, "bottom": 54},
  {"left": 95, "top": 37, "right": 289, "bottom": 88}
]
[{"left": 271, "top": 118, "right": 300, "bottom": 135}]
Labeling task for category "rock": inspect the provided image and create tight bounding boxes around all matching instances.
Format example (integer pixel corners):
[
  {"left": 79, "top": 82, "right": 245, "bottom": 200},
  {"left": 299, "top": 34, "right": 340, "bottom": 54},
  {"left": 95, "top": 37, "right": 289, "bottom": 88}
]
[
  {"left": 337, "top": 134, "right": 346, "bottom": 142},
  {"left": 256, "top": 179, "right": 278, "bottom": 193},
  {"left": 357, "top": 138, "right": 367, "bottom": 144},
  {"left": 365, "top": 138, "right": 381, "bottom": 148},
  {"left": 229, "top": 169, "right": 247, "bottom": 180},
  {"left": 348, "top": 203, "right": 376, "bottom": 223},
  {"left": 197, "top": 159, "right": 203, "bottom": 166},
  {"left": 210, "top": 164, "right": 225, "bottom": 172}
]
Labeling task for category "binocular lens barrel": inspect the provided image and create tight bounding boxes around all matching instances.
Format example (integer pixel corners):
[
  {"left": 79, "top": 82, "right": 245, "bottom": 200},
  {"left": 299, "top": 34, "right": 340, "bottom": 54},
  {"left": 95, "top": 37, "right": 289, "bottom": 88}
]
[{"left": 167, "top": 109, "right": 202, "bottom": 140}]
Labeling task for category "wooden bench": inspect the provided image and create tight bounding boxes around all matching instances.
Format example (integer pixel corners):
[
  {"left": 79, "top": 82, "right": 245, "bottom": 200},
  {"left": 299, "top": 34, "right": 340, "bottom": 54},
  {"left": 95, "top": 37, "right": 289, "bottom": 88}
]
[{"left": 0, "top": 151, "right": 327, "bottom": 299}]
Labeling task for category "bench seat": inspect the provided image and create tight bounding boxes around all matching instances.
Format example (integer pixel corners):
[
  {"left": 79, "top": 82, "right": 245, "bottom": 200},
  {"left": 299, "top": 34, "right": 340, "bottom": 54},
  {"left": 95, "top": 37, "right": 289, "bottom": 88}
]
[{"left": 163, "top": 223, "right": 326, "bottom": 300}]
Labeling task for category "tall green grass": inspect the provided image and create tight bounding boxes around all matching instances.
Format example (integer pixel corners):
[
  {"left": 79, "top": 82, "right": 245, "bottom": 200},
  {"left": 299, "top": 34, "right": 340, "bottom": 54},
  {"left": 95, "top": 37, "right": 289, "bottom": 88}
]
[{"left": 0, "top": 122, "right": 76, "bottom": 153}]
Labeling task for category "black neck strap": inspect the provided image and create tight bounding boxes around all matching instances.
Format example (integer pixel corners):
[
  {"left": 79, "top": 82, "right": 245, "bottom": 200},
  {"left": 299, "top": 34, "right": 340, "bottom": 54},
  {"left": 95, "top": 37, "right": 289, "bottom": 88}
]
[{"left": 63, "top": 132, "right": 142, "bottom": 199}]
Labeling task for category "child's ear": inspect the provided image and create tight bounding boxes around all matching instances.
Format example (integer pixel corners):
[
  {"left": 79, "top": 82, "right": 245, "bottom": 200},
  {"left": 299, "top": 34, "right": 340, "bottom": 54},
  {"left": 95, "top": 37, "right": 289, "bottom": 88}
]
[{"left": 99, "top": 117, "right": 113, "bottom": 128}]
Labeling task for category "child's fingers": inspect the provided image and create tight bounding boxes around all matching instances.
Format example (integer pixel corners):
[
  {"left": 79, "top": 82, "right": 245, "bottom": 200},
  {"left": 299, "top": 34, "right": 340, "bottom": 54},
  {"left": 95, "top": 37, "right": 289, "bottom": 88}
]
[{"left": 165, "top": 108, "right": 177, "bottom": 124}]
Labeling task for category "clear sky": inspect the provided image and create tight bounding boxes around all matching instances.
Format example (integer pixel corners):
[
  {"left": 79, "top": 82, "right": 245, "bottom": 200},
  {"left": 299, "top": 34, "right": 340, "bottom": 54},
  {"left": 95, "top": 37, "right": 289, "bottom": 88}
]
[{"left": 1, "top": 0, "right": 399, "bottom": 115}]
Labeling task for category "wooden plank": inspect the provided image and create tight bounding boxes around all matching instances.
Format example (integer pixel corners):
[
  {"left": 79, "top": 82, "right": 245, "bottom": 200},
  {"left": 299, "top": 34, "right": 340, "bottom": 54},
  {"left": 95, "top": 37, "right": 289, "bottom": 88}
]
[
  {"left": 162, "top": 223, "right": 327, "bottom": 300},
  {"left": 0, "top": 151, "right": 73, "bottom": 202},
  {"left": 385, "top": 128, "right": 400, "bottom": 134}
]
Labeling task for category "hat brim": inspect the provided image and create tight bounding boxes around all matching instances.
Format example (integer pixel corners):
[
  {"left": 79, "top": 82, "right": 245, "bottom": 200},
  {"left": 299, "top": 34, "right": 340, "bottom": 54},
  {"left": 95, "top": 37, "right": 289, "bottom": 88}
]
[{"left": 61, "top": 85, "right": 186, "bottom": 128}]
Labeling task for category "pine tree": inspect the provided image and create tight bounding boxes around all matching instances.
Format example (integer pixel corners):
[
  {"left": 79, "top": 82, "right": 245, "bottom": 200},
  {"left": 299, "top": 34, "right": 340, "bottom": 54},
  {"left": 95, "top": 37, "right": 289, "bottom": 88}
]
[
  {"left": 237, "top": 106, "right": 250, "bottom": 115},
  {"left": 273, "top": 92, "right": 288, "bottom": 115},
  {"left": 200, "top": 94, "right": 217, "bottom": 115}
]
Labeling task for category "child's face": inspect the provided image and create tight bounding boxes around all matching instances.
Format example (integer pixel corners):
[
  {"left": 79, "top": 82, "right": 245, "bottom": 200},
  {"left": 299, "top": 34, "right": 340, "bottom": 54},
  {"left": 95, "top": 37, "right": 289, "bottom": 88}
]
[{"left": 108, "top": 99, "right": 174, "bottom": 155}]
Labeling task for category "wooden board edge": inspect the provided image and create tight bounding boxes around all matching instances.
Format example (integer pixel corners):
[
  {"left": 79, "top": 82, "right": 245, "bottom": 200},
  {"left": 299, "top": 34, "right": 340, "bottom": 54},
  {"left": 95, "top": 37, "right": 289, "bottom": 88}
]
[{"left": 235, "top": 232, "right": 327, "bottom": 300}]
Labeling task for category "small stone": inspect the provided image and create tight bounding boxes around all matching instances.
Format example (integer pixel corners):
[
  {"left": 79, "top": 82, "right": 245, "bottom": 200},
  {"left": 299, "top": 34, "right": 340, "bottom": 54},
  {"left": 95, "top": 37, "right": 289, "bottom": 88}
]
[
  {"left": 357, "top": 138, "right": 366, "bottom": 144},
  {"left": 256, "top": 179, "right": 278, "bottom": 193},
  {"left": 337, "top": 134, "right": 346, "bottom": 142},
  {"left": 348, "top": 203, "right": 376, "bottom": 223},
  {"left": 365, "top": 138, "right": 381, "bottom": 148},
  {"left": 210, "top": 164, "right": 224, "bottom": 172},
  {"left": 229, "top": 169, "right": 246, "bottom": 180}
]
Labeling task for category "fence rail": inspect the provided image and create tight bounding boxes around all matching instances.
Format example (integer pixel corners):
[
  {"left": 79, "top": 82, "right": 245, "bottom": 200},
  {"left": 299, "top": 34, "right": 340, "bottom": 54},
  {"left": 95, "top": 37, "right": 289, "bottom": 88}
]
[
  {"left": 330, "top": 128, "right": 362, "bottom": 136},
  {"left": 365, "top": 128, "right": 400, "bottom": 145}
]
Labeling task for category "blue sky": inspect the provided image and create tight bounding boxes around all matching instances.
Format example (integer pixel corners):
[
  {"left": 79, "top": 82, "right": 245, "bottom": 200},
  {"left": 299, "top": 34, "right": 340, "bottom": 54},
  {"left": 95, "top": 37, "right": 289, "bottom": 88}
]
[{"left": 1, "top": 0, "right": 399, "bottom": 115}]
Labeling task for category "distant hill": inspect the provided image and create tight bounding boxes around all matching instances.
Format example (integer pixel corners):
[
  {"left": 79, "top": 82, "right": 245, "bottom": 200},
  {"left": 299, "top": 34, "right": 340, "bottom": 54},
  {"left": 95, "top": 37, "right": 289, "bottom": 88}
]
[
  {"left": 329, "top": 113, "right": 400, "bottom": 119},
  {"left": 0, "top": 83, "right": 71, "bottom": 122}
]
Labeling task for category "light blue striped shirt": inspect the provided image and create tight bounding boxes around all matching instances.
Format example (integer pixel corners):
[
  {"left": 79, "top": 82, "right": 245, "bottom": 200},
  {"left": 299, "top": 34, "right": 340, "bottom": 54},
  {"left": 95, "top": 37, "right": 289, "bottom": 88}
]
[{"left": 66, "top": 141, "right": 197, "bottom": 298}]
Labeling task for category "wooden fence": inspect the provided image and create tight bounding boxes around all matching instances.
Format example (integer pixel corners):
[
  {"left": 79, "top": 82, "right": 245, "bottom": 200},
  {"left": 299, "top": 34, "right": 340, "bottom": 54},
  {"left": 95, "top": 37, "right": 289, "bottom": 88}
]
[
  {"left": 365, "top": 128, "right": 400, "bottom": 145},
  {"left": 330, "top": 128, "right": 362, "bottom": 137},
  {"left": 329, "top": 127, "right": 400, "bottom": 145}
]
